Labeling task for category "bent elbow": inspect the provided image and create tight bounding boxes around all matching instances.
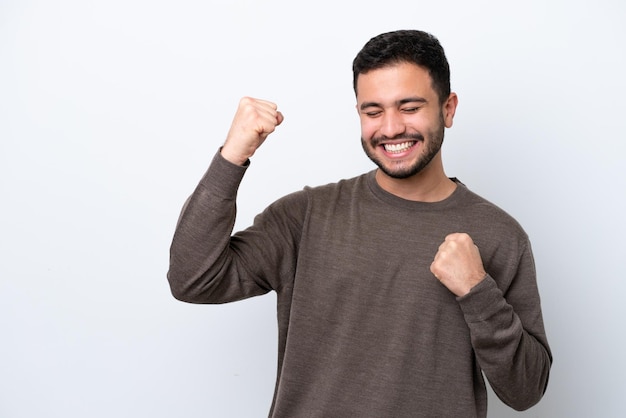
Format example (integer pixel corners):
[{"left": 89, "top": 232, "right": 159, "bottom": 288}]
[
  {"left": 498, "top": 357, "right": 552, "bottom": 412},
  {"left": 167, "top": 269, "right": 204, "bottom": 304},
  {"left": 169, "top": 283, "right": 195, "bottom": 303},
  {"left": 508, "top": 393, "right": 543, "bottom": 412}
]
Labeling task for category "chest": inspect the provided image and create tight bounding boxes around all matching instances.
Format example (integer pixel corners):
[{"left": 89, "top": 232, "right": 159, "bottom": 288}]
[{"left": 292, "top": 204, "right": 471, "bottom": 336}]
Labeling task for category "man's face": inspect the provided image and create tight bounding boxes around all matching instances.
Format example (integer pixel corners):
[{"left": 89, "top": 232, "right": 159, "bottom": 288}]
[{"left": 356, "top": 62, "right": 456, "bottom": 180}]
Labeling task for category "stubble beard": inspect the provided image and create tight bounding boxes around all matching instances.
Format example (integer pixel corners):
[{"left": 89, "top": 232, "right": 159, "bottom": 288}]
[{"left": 361, "top": 116, "right": 446, "bottom": 180}]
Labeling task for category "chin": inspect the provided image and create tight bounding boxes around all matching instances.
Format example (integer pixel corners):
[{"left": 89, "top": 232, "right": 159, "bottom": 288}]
[{"left": 379, "top": 165, "right": 422, "bottom": 179}]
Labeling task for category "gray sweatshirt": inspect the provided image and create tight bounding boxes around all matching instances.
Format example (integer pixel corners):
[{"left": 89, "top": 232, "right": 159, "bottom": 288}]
[{"left": 168, "top": 152, "right": 552, "bottom": 418}]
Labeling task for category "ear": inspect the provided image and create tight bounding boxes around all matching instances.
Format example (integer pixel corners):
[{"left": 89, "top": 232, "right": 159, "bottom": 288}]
[{"left": 442, "top": 92, "right": 458, "bottom": 128}]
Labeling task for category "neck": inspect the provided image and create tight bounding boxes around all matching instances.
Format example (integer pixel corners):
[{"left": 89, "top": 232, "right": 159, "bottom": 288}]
[{"left": 375, "top": 155, "right": 456, "bottom": 202}]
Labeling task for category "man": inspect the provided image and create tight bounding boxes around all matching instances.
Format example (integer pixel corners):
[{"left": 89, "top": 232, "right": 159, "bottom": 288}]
[{"left": 168, "top": 29, "right": 552, "bottom": 417}]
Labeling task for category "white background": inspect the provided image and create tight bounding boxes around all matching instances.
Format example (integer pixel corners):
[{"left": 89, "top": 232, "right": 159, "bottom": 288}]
[{"left": 1, "top": 0, "right": 625, "bottom": 417}]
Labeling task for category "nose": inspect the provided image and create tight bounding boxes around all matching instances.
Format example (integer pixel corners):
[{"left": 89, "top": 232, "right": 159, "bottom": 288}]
[{"left": 379, "top": 110, "right": 406, "bottom": 139}]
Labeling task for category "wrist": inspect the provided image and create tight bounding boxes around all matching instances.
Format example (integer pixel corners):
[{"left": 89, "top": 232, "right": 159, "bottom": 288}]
[
  {"left": 220, "top": 145, "right": 249, "bottom": 166},
  {"left": 460, "top": 273, "right": 487, "bottom": 297}
]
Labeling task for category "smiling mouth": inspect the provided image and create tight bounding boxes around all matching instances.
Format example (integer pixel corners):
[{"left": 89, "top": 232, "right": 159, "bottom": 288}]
[{"left": 382, "top": 141, "right": 417, "bottom": 154}]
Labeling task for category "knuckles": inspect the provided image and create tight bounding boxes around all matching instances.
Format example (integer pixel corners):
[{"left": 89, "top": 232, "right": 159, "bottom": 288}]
[{"left": 445, "top": 232, "right": 473, "bottom": 244}]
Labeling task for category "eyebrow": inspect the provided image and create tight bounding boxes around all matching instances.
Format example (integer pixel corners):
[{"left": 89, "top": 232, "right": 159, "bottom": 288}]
[{"left": 359, "top": 97, "right": 428, "bottom": 110}]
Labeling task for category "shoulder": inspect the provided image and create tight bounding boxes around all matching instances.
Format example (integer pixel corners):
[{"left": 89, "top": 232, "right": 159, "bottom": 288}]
[
  {"left": 266, "top": 173, "right": 372, "bottom": 224},
  {"left": 265, "top": 173, "right": 369, "bottom": 216},
  {"left": 305, "top": 173, "right": 369, "bottom": 194},
  {"left": 455, "top": 181, "right": 527, "bottom": 238},
  {"left": 452, "top": 182, "right": 532, "bottom": 269},
  {"left": 300, "top": 172, "right": 371, "bottom": 205}
]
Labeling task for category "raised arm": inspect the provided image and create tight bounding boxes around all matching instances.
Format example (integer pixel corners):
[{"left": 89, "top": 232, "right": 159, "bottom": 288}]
[{"left": 167, "top": 97, "right": 285, "bottom": 303}]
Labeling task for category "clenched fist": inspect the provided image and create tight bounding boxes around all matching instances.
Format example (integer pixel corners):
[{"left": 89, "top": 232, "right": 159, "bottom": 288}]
[
  {"left": 430, "top": 233, "right": 487, "bottom": 297},
  {"left": 221, "top": 97, "right": 284, "bottom": 166}
]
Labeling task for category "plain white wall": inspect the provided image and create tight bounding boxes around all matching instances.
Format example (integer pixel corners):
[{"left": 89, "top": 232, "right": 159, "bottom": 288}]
[{"left": 1, "top": 0, "right": 625, "bottom": 417}]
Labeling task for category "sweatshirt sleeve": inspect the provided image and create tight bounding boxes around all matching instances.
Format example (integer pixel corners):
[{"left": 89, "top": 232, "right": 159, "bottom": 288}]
[
  {"left": 457, "top": 242, "right": 552, "bottom": 411},
  {"left": 167, "top": 150, "right": 305, "bottom": 304}
]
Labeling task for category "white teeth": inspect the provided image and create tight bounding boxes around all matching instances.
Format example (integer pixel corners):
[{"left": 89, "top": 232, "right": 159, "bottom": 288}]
[{"left": 383, "top": 141, "right": 415, "bottom": 153}]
